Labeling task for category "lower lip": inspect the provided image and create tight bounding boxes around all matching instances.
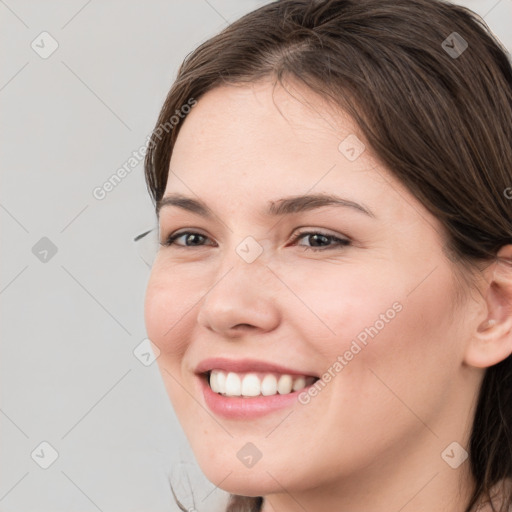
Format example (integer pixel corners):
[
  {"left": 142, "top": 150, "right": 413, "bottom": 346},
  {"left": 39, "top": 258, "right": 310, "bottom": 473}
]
[{"left": 198, "top": 374, "right": 312, "bottom": 419}]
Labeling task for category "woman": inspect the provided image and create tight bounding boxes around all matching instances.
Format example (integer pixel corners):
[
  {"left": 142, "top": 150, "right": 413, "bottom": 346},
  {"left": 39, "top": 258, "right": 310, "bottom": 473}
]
[{"left": 142, "top": 0, "right": 512, "bottom": 510}]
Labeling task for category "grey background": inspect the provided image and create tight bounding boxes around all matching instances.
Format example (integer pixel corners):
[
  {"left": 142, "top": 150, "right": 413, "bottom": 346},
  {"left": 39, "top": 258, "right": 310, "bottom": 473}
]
[{"left": 1, "top": 1, "right": 510, "bottom": 511}]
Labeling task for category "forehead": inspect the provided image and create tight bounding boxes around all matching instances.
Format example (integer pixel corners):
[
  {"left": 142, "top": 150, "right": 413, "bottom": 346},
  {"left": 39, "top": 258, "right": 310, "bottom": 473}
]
[
  {"left": 168, "top": 81, "right": 380, "bottom": 188},
  {"left": 172, "top": 80, "right": 357, "bottom": 157},
  {"left": 163, "top": 80, "right": 433, "bottom": 233}
]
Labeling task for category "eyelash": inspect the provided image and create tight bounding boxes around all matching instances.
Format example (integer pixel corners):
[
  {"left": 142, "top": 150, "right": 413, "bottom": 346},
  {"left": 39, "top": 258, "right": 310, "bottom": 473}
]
[{"left": 161, "top": 230, "right": 351, "bottom": 252}]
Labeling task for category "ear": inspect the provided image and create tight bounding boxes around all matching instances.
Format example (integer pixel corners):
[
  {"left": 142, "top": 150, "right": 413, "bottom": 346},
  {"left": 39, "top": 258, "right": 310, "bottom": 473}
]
[{"left": 464, "top": 244, "right": 512, "bottom": 368}]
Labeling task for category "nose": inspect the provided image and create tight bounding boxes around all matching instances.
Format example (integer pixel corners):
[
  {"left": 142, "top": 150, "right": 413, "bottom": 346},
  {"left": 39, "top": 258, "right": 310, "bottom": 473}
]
[{"left": 196, "top": 251, "right": 281, "bottom": 338}]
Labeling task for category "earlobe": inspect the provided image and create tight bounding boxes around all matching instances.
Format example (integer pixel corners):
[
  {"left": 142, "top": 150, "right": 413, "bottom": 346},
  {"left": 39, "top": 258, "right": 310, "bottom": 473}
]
[{"left": 464, "top": 245, "right": 512, "bottom": 369}]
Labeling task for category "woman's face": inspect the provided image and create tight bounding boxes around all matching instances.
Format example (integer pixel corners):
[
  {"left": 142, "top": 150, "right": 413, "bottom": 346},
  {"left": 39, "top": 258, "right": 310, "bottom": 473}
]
[{"left": 144, "top": 80, "right": 477, "bottom": 500}]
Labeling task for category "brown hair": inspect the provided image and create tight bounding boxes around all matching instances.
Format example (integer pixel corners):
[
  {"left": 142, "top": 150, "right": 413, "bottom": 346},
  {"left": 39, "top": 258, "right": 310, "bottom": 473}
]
[{"left": 144, "top": 0, "right": 512, "bottom": 510}]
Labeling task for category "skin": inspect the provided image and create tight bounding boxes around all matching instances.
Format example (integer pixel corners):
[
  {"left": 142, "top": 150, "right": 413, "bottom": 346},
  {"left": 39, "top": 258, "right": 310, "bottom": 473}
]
[{"left": 144, "top": 79, "right": 512, "bottom": 512}]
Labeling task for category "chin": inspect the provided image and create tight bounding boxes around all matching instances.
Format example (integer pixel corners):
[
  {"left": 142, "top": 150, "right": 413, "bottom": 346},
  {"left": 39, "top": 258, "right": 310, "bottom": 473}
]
[
  {"left": 202, "top": 467, "right": 283, "bottom": 497},
  {"left": 192, "top": 446, "right": 308, "bottom": 497}
]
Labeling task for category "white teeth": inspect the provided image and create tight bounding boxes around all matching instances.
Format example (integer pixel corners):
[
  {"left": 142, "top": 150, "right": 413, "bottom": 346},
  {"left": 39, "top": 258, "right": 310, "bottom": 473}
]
[
  {"left": 292, "top": 376, "right": 306, "bottom": 391},
  {"left": 261, "top": 374, "right": 277, "bottom": 396},
  {"left": 277, "top": 374, "right": 293, "bottom": 394},
  {"left": 225, "top": 372, "right": 241, "bottom": 396},
  {"left": 216, "top": 370, "right": 226, "bottom": 392},
  {"left": 210, "top": 371, "right": 219, "bottom": 393},
  {"left": 208, "top": 370, "right": 313, "bottom": 397},
  {"left": 241, "top": 374, "right": 260, "bottom": 397}
]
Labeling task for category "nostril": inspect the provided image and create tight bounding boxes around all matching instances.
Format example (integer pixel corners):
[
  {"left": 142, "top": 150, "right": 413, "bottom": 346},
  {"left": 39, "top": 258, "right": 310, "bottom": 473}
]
[{"left": 233, "top": 323, "right": 256, "bottom": 330}]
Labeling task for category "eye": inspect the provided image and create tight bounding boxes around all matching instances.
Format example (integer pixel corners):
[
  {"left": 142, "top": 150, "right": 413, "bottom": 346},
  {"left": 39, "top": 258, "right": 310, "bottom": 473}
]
[
  {"left": 161, "top": 231, "right": 215, "bottom": 248},
  {"left": 161, "top": 229, "right": 351, "bottom": 252},
  {"left": 289, "top": 230, "right": 351, "bottom": 252}
]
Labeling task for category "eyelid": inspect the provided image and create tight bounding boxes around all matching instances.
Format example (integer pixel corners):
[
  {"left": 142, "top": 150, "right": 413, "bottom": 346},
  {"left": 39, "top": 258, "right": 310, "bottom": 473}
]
[
  {"left": 162, "top": 227, "right": 351, "bottom": 252},
  {"left": 291, "top": 227, "right": 349, "bottom": 240},
  {"left": 161, "top": 228, "right": 217, "bottom": 247},
  {"left": 289, "top": 229, "right": 351, "bottom": 250}
]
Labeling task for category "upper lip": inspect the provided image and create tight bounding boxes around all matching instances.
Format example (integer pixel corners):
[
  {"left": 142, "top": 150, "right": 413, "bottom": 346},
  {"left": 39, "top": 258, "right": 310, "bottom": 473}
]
[{"left": 195, "top": 357, "right": 319, "bottom": 378}]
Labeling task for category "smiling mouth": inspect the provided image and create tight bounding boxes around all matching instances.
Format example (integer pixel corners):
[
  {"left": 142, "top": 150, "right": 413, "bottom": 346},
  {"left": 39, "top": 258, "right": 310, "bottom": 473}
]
[{"left": 203, "top": 370, "right": 319, "bottom": 398}]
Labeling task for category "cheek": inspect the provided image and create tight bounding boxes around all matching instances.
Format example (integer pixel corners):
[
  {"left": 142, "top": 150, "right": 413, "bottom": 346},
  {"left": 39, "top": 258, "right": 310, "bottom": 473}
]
[
  {"left": 281, "top": 259, "right": 459, "bottom": 419},
  {"left": 283, "top": 256, "right": 457, "bottom": 361},
  {"left": 277, "top": 261, "right": 409, "bottom": 360},
  {"left": 144, "top": 259, "right": 214, "bottom": 412},
  {"left": 144, "top": 259, "right": 198, "bottom": 358},
  {"left": 144, "top": 265, "right": 202, "bottom": 428},
  {"left": 326, "top": 263, "right": 459, "bottom": 427}
]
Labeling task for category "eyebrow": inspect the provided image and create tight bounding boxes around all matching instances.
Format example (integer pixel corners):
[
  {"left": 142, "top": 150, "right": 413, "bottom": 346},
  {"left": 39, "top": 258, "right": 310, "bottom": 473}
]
[{"left": 156, "top": 192, "right": 376, "bottom": 219}]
